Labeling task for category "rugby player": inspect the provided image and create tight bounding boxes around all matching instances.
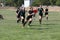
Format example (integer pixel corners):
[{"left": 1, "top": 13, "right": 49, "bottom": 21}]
[
  {"left": 38, "top": 5, "right": 44, "bottom": 24},
  {"left": 20, "top": 7, "right": 25, "bottom": 27},
  {"left": 24, "top": 7, "right": 34, "bottom": 26},
  {"left": 45, "top": 6, "right": 48, "bottom": 20},
  {"left": 16, "top": 7, "right": 21, "bottom": 23}
]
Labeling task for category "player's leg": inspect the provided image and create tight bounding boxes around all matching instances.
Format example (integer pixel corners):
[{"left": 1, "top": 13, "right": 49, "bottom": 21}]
[
  {"left": 21, "top": 16, "right": 25, "bottom": 26},
  {"left": 39, "top": 15, "right": 42, "bottom": 24},
  {"left": 46, "top": 15, "right": 48, "bottom": 20},
  {"left": 17, "top": 13, "right": 21, "bottom": 23},
  {"left": 17, "top": 17, "right": 21, "bottom": 23},
  {"left": 45, "top": 13, "right": 48, "bottom": 20},
  {"left": 32, "top": 13, "right": 36, "bottom": 21},
  {"left": 28, "top": 18, "right": 32, "bottom": 26},
  {"left": 24, "top": 16, "right": 29, "bottom": 26},
  {"left": 17, "top": 18, "right": 19, "bottom": 23}
]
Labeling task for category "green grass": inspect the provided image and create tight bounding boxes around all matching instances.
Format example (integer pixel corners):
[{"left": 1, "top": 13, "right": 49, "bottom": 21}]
[{"left": 0, "top": 9, "right": 60, "bottom": 40}]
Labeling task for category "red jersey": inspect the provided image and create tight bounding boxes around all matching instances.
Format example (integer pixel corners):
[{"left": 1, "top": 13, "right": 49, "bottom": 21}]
[{"left": 33, "top": 9, "right": 38, "bottom": 14}]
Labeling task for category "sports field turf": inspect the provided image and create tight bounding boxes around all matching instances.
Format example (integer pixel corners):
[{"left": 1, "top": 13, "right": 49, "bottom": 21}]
[{"left": 0, "top": 9, "right": 60, "bottom": 40}]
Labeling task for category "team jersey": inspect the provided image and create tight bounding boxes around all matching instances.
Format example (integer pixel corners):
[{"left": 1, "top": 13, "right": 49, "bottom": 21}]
[
  {"left": 29, "top": 10, "right": 33, "bottom": 15},
  {"left": 33, "top": 9, "right": 37, "bottom": 14},
  {"left": 19, "top": 10, "right": 25, "bottom": 16},
  {"left": 38, "top": 8, "right": 43, "bottom": 14}
]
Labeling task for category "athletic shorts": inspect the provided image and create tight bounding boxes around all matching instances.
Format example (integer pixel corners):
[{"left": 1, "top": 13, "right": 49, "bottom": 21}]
[
  {"left": 39, "top": 13, "right": 43, "bottom": 16},
  {"left": 45, "top": 12, "right": 48, "bottom": 15},
  {"left": 26, "top": 15, "right": 32, "bottom": 20}
]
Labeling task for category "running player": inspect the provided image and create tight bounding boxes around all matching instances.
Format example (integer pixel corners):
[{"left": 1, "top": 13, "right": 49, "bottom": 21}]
[
  {"left": 16, "top": 7, "right": 21, "bottom": 23},
  {"left": 45, "top": 6, "right": 48, "bottom": 20},
  {"left": 24, "top": 7, "right": 34, "bottom": 26},
  {"left": 38, "top": 5, "right": 44, "bottom": 24},
  {"left": 20, "top": 7, "right": 25, "bottom": 27}
]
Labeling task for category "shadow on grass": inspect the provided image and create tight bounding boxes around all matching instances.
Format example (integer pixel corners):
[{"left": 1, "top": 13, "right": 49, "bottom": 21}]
[
  {"left": 27, "top": 23, "right": 58, "bottom": 30},
  {"left": 48, "top": 20, "right": 60, "bottom": 21},
  {"left": 29, "top": 27, "right": 49, "bottom": 30},
  {"left": 30, "top": 25, "right": 41, "bottom": 27},
  {"left": 30, "top": 23, "right": 57, "bottom": 27},
  {"left": 42, "top": 23, "right": 57, "bottom": 25},
  {"left": 26, "top": 25, "right": 49, "bottom": 30}
]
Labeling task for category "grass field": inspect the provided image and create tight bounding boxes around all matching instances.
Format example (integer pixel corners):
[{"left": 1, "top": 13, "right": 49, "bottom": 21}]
[{"left": 0, "top": 9, "right": 60, "bottom": 40}]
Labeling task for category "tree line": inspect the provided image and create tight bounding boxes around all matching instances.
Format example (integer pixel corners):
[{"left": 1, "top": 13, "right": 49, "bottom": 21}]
[
  {"left": 0, "top": 0, "right": 60, "bottom": 7},
  {"left": 0, "top": 0, "right": 24, "bottom": 7},
  {"left": 32, "top": 0, "right": 60, "bottom": 6}
]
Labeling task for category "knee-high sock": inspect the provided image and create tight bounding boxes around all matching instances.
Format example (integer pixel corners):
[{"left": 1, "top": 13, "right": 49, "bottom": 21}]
[
  {"left": 39, "top": 19, "right": 42, "bottom": 24},
  {"left": 46, "top": 17, "right": 48, "bottom": 20},
  {"left": 17, "top": 19, "right": 20, "bottom": 23},
  {"left": 24, "top": 21, "right": 27, "bottom": 25},
  {"left": 22, "top": 19, "right": 24, "bottom": 24},
  {"left": 28, "top": 21, "right": 32, "bottom": 26}
]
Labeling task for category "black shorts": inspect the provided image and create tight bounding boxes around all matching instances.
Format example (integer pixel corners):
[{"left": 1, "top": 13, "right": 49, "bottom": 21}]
[
  {"left": 45, "top": 12, "right": 48, "bottom": 15},
  {"left": 26, "top": 15, "right": 32, "bottom": 20},
  {"left": 39, "top": 14, "right": 43, "bottom": 16}
]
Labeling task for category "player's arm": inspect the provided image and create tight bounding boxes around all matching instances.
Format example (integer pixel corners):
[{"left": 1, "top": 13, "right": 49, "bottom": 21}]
[
  {"left": 42, "top": 8, "right": 44, "bottom": 13},
  {"left": 28, "top": 12, "right": 33, "bottom": 16}
]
